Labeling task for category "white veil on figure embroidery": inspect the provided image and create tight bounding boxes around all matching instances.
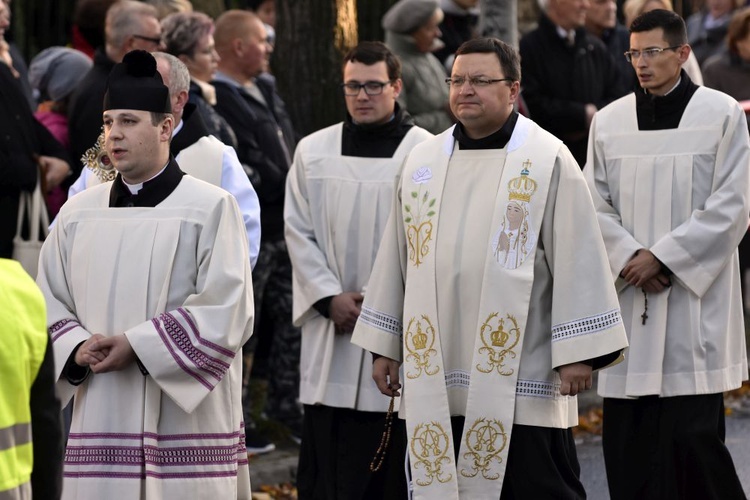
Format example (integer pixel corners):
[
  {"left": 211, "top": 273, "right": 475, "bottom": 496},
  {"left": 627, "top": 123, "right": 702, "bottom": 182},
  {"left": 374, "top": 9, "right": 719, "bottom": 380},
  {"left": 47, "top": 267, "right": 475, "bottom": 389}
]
[{"left": 492, "top": 199, "right": 537, "bottom": 269}]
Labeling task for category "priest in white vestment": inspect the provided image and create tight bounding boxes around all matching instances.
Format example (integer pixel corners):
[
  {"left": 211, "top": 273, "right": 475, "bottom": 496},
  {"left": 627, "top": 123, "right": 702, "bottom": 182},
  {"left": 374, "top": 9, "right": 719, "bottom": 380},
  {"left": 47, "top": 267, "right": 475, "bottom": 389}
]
[
  {"left": 351, "top": 38, "right": 628, "bottom": 500},
  {"left": 66, "top": 52, "right": 261, "bottom": 269},
  {"left": 38, "top": 50, "right": 254, "bottom": 500},
  {"left": 284, "top": 42, "right": 432, "bottom": 499},
  {"left": 583, "top": 10, "right": 749, "bottom": 499}
]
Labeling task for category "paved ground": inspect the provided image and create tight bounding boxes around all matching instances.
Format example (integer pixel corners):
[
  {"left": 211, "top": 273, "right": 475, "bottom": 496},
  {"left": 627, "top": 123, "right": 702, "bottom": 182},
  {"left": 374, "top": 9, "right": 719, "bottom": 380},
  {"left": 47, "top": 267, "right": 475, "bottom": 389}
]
[{"left": 248, "top": 389, "right": 750, "bottom": 498}]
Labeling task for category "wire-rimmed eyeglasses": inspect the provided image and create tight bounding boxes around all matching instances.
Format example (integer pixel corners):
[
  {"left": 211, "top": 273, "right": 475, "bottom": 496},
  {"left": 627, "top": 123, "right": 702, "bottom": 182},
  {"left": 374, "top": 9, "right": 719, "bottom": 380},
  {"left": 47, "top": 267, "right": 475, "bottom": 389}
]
[
  {"left": 624, "top": 46, "right": 682, "bottom": 62},
  {"left": 445, "top": 77, "right": 514, "bottom": 88},
  {"left": 341, "top": 81, "right": 394, "bottom": 96}
]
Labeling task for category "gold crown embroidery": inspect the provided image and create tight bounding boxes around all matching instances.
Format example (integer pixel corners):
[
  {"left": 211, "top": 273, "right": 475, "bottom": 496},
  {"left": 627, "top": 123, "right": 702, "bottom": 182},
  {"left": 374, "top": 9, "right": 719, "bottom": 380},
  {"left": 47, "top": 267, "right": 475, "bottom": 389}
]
[
  {"left": 507, "top": 160, "right": 537, "bottom": 203},
  {"left": 405, "top": 315, "right": 440, "bottom": 379},
  {"left": 477, "top": 313, "right": 521, "bottom": 376}
]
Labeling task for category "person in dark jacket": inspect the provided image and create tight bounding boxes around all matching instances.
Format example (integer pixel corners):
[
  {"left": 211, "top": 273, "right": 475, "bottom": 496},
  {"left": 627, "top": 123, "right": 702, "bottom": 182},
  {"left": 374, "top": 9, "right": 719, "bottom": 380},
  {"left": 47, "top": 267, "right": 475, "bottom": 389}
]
[
  {"left": 585, "top": 0, "right": 637, "bottom": 92},
  {"left": 213, "top": 9, "right": 302, "bottom": 453},
  {"left": 161, "top": 11, "right": 237, "bottom": 149},
  {"left": 520, "top": 0, "right": 625, "bottom": 167},
  {"left": 686, "top": 0, "right": 743, "bottom": 67},
  {"left": 0, "top": 1, "right": 70, "bottom": 259}
]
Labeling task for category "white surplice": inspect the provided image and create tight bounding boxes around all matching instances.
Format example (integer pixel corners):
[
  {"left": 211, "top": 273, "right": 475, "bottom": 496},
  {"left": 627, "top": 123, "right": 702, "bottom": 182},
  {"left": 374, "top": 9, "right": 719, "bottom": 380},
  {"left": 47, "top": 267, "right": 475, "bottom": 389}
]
[
  {"left": 584, "top": 87, "right": 750, "bottom": 398},
  {"left": 284, "top": 122, "right": 432, "bottom": 411},
  {"left": 352, "top": 116, "right": 628, "bottom": 498},
  {"left": 39, "top": 176, "right": 254, "bottom": 500}
]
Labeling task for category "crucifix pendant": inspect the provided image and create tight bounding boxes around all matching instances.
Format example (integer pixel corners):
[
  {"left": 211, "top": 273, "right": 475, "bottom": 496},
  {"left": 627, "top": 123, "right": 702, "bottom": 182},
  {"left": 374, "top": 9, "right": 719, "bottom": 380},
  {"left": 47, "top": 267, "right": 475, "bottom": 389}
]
[{"left": 641, "top": 290, "right": 648, "bottom": 325}]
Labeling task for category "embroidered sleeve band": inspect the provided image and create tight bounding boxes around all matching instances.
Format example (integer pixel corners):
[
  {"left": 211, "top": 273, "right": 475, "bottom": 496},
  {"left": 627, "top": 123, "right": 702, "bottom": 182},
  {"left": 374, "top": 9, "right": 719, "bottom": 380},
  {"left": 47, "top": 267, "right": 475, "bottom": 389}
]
[
  {"left": 359, "top": 306, "right": 402, "bottom": 338},
  {"left": 551, "top": 309, "right": 622, "bottom": 343}
]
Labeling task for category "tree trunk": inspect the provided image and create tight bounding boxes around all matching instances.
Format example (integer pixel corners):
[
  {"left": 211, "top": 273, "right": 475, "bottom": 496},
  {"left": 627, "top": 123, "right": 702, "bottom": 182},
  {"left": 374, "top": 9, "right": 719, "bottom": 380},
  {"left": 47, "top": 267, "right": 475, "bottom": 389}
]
[
  {"left": 479, "top": 0, "right": 519, "bottom": 48},
  {"left": 356, "top": 0, "right": 395, "bottom": 42},
  {"left": 274, "top": 0, "right": 358, "bottom": 136}
]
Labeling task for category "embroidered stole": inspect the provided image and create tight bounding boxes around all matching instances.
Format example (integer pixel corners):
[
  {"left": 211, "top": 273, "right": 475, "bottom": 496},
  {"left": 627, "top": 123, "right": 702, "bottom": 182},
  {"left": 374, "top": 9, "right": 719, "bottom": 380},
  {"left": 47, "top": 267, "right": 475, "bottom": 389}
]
[{"left": 401, "top": 116, "right": 561, "bottom": 499}]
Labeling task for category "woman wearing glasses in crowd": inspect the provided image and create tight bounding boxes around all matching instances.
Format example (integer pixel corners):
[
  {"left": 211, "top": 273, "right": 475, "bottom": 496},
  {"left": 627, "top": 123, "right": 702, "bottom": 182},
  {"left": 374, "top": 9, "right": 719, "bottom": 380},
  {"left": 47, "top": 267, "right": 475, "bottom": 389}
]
[{"left": 160, "top": 11, "right": 238, "bottom": 149}]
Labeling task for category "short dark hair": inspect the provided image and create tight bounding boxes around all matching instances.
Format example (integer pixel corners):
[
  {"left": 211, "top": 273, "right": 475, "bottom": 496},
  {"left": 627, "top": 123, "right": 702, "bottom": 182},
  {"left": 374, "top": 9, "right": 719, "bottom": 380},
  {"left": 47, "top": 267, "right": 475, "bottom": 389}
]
[
  {"left": 454, "top": 38, "right": 521, "bottom": 82},
  {"left": 150, "top": 111, "right": 170, "bottom": 126},
  {"left": 342, "top": 41, "right": 401, "bottom": 81},
  {"left": 630, "top": 9, "right": 688, "bottom": 46}
]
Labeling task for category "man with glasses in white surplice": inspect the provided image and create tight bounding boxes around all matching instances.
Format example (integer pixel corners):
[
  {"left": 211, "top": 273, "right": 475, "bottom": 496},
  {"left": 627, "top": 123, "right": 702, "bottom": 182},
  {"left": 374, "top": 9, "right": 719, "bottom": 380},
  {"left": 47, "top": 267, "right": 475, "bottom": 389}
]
[
  {"left": 584, "top": 9, "right": 749, "bottom": 500},
  {"left": 285, "top": 41, "right": 432, "bottom": 500}
]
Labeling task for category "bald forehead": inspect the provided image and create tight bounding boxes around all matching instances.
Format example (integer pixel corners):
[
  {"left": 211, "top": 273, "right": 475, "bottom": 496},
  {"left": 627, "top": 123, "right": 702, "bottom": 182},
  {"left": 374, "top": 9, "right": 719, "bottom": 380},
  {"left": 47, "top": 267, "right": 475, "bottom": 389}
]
[
  {"left": 215, "top": 11, "right": 264, "bottom": 46},
  {"left": 156, "top": 58, "right": 171, "bottom": 88}
]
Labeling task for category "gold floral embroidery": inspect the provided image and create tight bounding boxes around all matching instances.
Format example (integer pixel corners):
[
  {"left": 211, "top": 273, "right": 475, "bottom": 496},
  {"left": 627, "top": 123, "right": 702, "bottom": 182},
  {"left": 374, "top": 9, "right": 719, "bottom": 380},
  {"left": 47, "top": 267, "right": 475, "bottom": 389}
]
[
  {"left": 405, "top": 315, "right": 440, "bottom": 379},
  {"left": 404, "top": 184, "right": 436, "bottom": 267},
  {"left": 460, "top": 418, "right": 508, "bottom": 480},
  {"left": 411, "top": 422, "right": 454, "bottom": 486},
  {"left": 476, "top": 313, "right": 521, "bottom": 376}
]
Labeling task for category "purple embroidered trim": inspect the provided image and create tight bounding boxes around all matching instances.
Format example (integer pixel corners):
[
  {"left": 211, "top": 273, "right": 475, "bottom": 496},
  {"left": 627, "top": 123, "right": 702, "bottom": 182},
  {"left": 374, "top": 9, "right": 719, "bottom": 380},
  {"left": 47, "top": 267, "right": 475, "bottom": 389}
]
[
  {"left": 68, "top": 431, "right": 243, "bottom": 441},
  {"left": 68, "top": 432, "right": 142, "bottom": 440},
  {"left": 144, "top": 470, "right": 238, "bottom": 479},
  {"left": 144, "top": 431, "right": 241, "bottom": 441},
  {"left": 153, "top": 317, "right": 214, "bottom": 391},
  {"left": 64, "top": 471, "right": 145, "bottom": 479},
  {"left": 66, "top": 444, "right": 243, "bottom": 467},
  {"left": 50, "top": 319, "right": 80, "bottom": 342},
  {"left": 64, "top": 471, "right": 240, "bottom": 480},
  {"left": 144, "top": 445, "right": 239, "bottom": 466},
  {"left": 177, "top": 307, "right": 235, "bottom": 358},
  {"left": 160, "top": 312, "right": 229, "bottom": 381},
  {"left": 65, "top": 445, "right": 144, "bottom": 466}
]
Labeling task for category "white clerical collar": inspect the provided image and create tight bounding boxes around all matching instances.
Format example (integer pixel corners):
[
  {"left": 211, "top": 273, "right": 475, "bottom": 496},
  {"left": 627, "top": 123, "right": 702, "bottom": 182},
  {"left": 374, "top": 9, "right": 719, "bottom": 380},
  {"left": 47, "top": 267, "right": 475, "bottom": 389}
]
[
  {"left": 555, "top": 25, "right": 575, "bottom": 44},
  {"left": 172, "top": 119, "right": 184, "bottom": 137},
  {"left": 122, "top": 162, "right": 169, "bottom": 194},
  {"left": 663, "top": 77, "right": 681, "bottom": 96}
]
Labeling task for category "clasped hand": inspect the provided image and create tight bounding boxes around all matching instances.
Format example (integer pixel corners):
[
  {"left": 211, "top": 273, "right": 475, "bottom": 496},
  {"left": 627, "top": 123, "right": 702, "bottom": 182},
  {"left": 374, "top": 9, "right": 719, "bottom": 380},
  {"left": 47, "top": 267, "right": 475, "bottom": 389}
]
[
  {"left": 74, "top": 334, "right": 137, "bottom": 374},
  {"left": 621, "top": 249, "right": 671, "bottom": 293},
  {"left": 330, "top": 291, "right": 364, "bottom": 334}
]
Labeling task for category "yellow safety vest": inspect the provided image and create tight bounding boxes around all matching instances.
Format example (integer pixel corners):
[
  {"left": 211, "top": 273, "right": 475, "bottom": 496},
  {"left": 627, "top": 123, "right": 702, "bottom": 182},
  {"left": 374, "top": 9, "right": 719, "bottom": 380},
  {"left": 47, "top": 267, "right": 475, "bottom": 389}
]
[{"left": 0, "top": 259, "right": 48, "bottom": 497}]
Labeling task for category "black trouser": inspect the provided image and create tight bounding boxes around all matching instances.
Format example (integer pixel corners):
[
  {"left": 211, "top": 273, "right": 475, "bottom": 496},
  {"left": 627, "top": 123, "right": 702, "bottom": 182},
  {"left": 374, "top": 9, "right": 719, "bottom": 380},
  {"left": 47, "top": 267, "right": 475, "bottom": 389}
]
[
  {"left": 297, "top": 404, "right": 408, "bottom": 500},
  {"left": 451, "top": 417, "right": 586, "bottom": 499},
  {"left": 603, "top": 394, "right": 746, "bottom": 500}
]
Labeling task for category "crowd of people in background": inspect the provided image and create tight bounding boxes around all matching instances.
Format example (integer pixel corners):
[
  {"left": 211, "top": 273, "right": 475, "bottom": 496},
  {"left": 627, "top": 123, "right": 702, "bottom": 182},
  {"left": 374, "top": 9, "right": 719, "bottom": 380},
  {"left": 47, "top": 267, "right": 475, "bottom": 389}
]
[{"left": 2, "top": 0, "right": 750, "bottom": 498}]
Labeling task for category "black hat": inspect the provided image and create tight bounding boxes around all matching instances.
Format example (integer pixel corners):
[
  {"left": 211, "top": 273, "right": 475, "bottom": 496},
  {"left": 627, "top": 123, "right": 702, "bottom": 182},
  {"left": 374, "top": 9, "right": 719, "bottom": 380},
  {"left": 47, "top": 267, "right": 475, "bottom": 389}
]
[{"left": 103, "top": 50, "right": 171, "bottom": 113}]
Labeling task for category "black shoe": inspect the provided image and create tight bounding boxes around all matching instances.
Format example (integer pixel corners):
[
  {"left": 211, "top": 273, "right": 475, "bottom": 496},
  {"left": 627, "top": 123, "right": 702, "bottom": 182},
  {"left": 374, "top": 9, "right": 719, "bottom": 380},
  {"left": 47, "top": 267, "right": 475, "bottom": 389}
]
[{"left": 245, "top": 427, "right": 276, "bottom": 455}]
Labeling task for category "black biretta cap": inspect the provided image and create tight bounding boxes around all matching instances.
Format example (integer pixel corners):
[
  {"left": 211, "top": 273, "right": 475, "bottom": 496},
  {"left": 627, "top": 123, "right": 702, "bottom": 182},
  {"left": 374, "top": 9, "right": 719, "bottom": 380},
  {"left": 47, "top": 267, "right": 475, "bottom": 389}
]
[{"left": 103, "top": 50, "right": 171, "bottom": 113}]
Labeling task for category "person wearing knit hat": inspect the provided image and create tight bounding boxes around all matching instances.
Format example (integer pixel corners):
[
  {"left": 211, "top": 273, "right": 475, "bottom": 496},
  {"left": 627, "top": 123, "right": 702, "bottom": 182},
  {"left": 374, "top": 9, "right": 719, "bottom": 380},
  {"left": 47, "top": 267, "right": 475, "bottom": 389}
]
[
  {"left": 382, "top": 0, "right": 440, "bottom": 35},
  {"left": 28, "top": 47, "right": 93, "bottom": 216},
  {"left": 39, "top": 48, "right": 254, "bottom": 500},
  {"left": 29, "top": 47, "right": 93, "bottom": 103},
  {"left": 383, "top": 0, "right": 453, "bottom": 134}
]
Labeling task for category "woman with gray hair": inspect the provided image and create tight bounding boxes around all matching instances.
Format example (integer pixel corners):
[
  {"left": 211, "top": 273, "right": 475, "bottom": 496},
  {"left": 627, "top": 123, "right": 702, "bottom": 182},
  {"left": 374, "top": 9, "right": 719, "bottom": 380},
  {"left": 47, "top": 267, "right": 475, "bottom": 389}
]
[
  {"left": 383, "top": 0, "right": 454, "bottom": 134},
  {"left": 161, "top": 11, "right": 237, "bottom": 148}
]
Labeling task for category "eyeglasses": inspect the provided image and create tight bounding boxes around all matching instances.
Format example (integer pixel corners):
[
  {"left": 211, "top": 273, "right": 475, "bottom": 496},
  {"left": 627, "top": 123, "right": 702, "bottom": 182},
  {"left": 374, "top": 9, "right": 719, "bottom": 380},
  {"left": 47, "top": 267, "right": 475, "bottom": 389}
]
[
  {"left": 341, "top": 81, "right": 393, "bottom": 96},
  {"left": 445, "top": 77, "right": 514, "bottom": 88},
  {"left": 624, "top": 46, "right": 682, "bottom": 62},
  {"left": 133, "top": 34, "right": 162, "bottom": 45}
]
